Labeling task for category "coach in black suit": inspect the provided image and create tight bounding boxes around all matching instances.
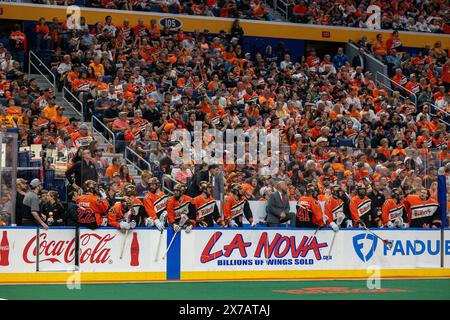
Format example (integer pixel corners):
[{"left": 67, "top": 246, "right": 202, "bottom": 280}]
[
  {"left": 186, "top": 164, "right": 221, "bottom": 198},
  {"left": 265, "top": 181, "right": 296, "bottom": 227},
  {"left": 352, "top": 47, "right": 365, "bottom": 71}
]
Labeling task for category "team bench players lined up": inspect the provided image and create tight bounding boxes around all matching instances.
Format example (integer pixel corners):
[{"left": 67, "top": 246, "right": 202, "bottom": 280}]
[{"left": 73, "top": 177, "right": 442, "bottom": 231}]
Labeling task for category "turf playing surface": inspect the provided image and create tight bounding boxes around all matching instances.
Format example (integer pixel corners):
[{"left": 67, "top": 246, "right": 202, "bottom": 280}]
[{"left": 0, "top": 279, "right": 449, "bottom": 300}]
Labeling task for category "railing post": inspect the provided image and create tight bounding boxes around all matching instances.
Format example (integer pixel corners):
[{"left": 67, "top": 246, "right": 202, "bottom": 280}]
[
  {"left": 285, "top": 2, "right": 288, "bottom": 20},
  {"left": 28, "top": 51, "right": 31, "bottom": 78}
]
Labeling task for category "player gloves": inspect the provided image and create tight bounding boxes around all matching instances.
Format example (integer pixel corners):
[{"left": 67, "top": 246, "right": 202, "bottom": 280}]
[
  {"left": 100, "top": 217, "right": 108, "bottom": 227},
  {"left": 394, "top": 217, "right": 403, "bottom": 228},
  {"left": 336, "top": 214, "right": 345, "bottom": 226},
  {"left": 173, "top": 224, "right": 181, "bottom": 233},
  {"left": 99, "top": 189, "right": 108, "bottom": 199},
  {"left": 228, "top": 220, "right": 238, "bottom": 227},
  {"left": 154, "top": 219, "right": 165, "bottom": 231},
  {"left": 345, "top": 220, "right": 353, "bottom": 228},
  {"left": 145, "top": 217, "right": 155, "bottom": 227},
  {"left": 185, "top": 225, "right": 193, "bottom": 233},
  {"left": 329, "top": 222, "right": 339, "bottom": 232},
  {"left": 159, "top": 211, "right": 168, "bottom": 224},
  {"left": 129, "top": 220, "right": 137, "bottom": 229},
  {"left": 119, "top": 221, "right": 130, "bottom": 230}
]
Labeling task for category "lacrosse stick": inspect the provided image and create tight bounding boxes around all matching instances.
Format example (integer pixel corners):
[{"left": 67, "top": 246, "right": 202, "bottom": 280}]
[
  {"left": 306, "top": 225, "right": 323, "bottom": 246},
  {"left": 327, "top": 230, "right": 337, "bottom": 257},
  {"left": 120, "top": 229, "right": 130, "bottom": 260},
  {"left": 161, "top": 215, "right": 187, "bottom": 260},
  {"left": 153, "top": 210, "right": 170, "bottom": 262},
  {"left": 162, "top": 231, "right": 178, "bottom": 260},
  {"left": 362, "top": 225, "right": 393, "bottom": 249},
  {"left": 154, "top": 230, "right": 164, "bottom": 262}
]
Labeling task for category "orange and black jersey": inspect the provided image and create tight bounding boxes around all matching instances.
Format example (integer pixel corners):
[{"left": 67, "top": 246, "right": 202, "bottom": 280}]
[
  {"left": 381, "top": 199, "right": 407, "bottom": 225},
  {"left": 75, "top": 194, "right": 110, "bottom": 229},
  {"left": 143, "top": 191, "right": 169, "bottom": 220},
  {"left": 323, "top": 196, "right": 346, "bottom": 223},
  {"left": 350, "top": 196, "right": 373, "bottom": 226},
  {"left": 193, "top": 195, "right": 222, "bottom": 227},
  {"left": 296, "top": 196, "right": 324, "bottom": 227},
  {"left": 166, "top": 195, "right": 196, "bottom": 226},
  {"left": 403, "top": 195, "right": 440, "bottom": 227},
  {"left": 222, "top": 194, "right": 253, "bottom": 227},
  {"left": 108, "top": 198, "right": 145, "bottom": 229}
]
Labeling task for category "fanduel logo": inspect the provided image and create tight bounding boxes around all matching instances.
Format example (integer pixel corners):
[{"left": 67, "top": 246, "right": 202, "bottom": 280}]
[{"left": 352, "top": 233, "right": 378, "bottom": 263}]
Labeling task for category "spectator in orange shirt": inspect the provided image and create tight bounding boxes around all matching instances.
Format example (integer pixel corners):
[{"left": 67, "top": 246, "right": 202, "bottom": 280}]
[
  {"left": 386, "top": 30, "right": 403, "bottom": 53},
  {"left": 392, "top": 140, "right": 407, "bottom": 159},
  {"left": 252, "top": 2, "right": 272, "bottom": 20},
  {"left": 89, "top": 56, "right": 105, "bottom": 80},
  {"left": 52, "top": 106, "right": 70, "bottom": 130},
  {"left": 392, "top": 68, "right": 408, "bottom": 88},
  {"left": 371, "top": 34, "right": 387, "bottom": 59},
  {"left": 5, "top": 98, "right": 22, "bottom": 120},
  {"left": 43, "top": 96, "right": 58, "bottom": 120},
  {"left": 105, "top": 156, "right": 121, "bottom": 181},
  {"left": 442, "top": 60, "right": 450, "bottom": 91},
  {"left": 292, "top": 0, "right": 309, "bottom": 23},
  {"left": 35, "top": 17, "right": 51, "bottom": 53}
]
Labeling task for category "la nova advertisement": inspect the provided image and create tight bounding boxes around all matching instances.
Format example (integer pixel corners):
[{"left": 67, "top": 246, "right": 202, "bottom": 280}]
[{"left": 180, "top": 229, "right": 450, "bottom": 276}]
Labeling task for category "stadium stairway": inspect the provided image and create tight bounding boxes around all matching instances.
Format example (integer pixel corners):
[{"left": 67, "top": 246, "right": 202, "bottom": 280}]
[
  {"left": 31, "top": 74, "right": 142, "bottom": 186},
  {"left": 265, "top": 0, "right": 289, "bottom": 22}
]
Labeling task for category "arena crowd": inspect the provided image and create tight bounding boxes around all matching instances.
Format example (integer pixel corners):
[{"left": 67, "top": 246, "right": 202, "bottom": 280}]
[
  {"left": 32, "top": 0, "right": 449, "bottom": 32},
  {"left": 0, "top": 11, "right": 449, "bottom": 231}
]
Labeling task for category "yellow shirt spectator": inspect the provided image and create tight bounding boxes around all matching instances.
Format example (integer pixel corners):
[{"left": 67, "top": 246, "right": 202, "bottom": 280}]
[
  {"left": 90, "top": 62, "right": 105, "bottom": 78},
  {"left": 0, "top": 114, "right": 17, "bottom": 127},
  {"left": 43, "top": 105, "right": 58, "bottom": 119}
]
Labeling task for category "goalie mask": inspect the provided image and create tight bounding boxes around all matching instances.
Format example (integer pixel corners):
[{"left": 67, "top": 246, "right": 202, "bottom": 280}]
[
  {"left": 83, "top": 180, "right": 98, "bottom": 194},
  {"left": 173, "top": 184, "right": 186, "bottom": 199},
  {"left": 123, "top": 183, "right": 136, "bottom": 197},
  {"left": 200, "top": 181, "right": 212, "bottom": 197}
]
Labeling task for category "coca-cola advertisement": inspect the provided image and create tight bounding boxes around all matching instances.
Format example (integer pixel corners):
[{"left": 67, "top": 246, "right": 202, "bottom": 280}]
[
  {"left": 0, "top": 230, "right": 9, "bottom": 266},
  {"left": 0, "top": 228, "right": 166, "bottom": 273}
]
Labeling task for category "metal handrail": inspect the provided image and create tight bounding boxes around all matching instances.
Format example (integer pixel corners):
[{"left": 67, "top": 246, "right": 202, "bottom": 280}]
[
  {"left": 28, "top": 50, "right": 56, "bottom": 88},
  {"left": 267, "top": 0, "right": 292, "bottom": 20},
  {"left": 375, "top": 71, "right": 449, "bottom": 127},
  {"left": 430, "top": 102, "right": 450, "bottom": 117},
  {"left": 429, "top": 102, "right": 450, "bottom": 127},
  {"left": 124, "top": 146, "right": 151, "bottom": 174},
  {"left": 162, "top": 174, "right": 176, "bottom": 195},
  {"left": 376, "top": 71, "right": 418, "bottom": 106},
  {"left": 91, "top": 121, "right": 114, "bottom": 150},
  {"left": 92, "top": 115, "right": 115, "bottom": 153},
  {"left": 63, "top": 86, "right": 83, "bottom": 119},
  {"left": 163, "top": 173, "right": 180, "bottom": 185}
]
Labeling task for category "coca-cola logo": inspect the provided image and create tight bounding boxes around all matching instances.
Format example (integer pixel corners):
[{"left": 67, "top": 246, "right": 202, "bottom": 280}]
[{"left": 23, "top": 233, "right": 116, "bottom": 264}]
